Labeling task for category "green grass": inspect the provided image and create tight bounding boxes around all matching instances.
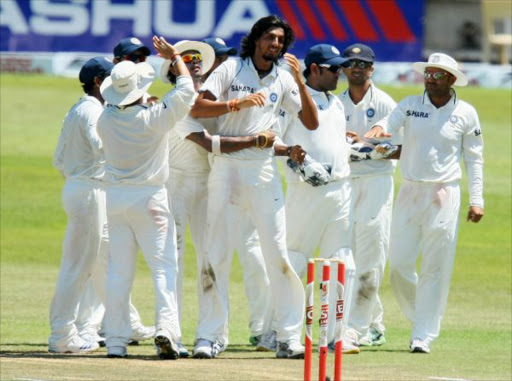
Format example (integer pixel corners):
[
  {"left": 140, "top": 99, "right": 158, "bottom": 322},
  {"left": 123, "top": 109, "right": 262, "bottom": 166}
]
[{"left": 1, "top": 73, "right": 511, "bottom": 380}]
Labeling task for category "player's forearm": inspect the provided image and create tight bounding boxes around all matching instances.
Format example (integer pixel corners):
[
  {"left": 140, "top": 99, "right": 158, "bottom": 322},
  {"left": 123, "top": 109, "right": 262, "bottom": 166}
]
[
  {"left": 297, "top": 82, "right": 319, "bottom": 130},
  {"left": 190, "top": 96, "right": 230, "bottom": 118},
  {"left": 219, "top": 136, "right": 257, "bottom": 153}
]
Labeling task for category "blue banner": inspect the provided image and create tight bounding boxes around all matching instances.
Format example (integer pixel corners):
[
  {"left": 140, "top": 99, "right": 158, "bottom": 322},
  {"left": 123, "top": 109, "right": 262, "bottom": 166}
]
[{"left": 0, "top": 0, "right": 424, "bottom": 61}]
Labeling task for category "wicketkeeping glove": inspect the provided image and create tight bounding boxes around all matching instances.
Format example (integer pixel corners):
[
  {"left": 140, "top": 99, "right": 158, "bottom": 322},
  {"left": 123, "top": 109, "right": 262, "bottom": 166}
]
[
  {"left": 349, "top": 142, "right": 398, "bottom": 161},
  {"left": 287, "top": 155, "right": 331, "bottom": 187},
  {"left": 370, "top": 143, "right": 399, "bottom": 160}
]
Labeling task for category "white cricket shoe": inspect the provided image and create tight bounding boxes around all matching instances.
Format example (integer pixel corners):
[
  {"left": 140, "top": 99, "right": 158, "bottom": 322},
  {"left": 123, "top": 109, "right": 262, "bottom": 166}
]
[
  {"left": 79, "top": 331, "right": 105, "bottom": 346},
  {"left": 107, "top": 346, "right": 127, "bottom": 358},
  {"left": 130, "top": 325, "right": 155, "bottom": 344},
  {"left": 49, "top": 336, "right": 99, "bottom": 354},
  {"left": 276, "top": 339, "right": 305, "bottom": 359},
  {"left": 410, "top": 338, "right": 430, "bottom": 354},
  {"left": 328, "top": 340, "right": 360, "bottom": 354},
  {"left": 193, "top": 339, "right": 216, "bottom": 359},
  {"left": 177, "top": 342, "right": 189, "bottom": 358},
  {"left": 256, "top": 330, "right": 277, "bottom": 352}
]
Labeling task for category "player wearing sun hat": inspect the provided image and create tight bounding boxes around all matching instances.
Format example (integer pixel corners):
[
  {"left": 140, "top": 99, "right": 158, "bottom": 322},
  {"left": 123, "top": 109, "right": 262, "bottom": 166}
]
[
  {"left": 97, "top": 36, "right": 196, "bottom": 360},
  {"left": 365, "top": 52, "right": 483, "bottom": 354}
]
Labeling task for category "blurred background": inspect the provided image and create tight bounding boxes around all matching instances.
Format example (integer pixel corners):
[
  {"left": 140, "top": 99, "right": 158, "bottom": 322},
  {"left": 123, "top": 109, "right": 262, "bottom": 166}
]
[{"left": 1, "top": 0, "right": 510, "bottom": 87}]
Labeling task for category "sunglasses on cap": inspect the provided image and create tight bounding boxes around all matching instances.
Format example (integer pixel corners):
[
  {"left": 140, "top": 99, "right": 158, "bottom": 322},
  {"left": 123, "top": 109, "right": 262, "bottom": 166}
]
[
  {"left": 344, "top": 60, "right": 372, "bottom": 69},
  {"left": 182, "top": 53, "right": 202, "bottom": 63},
  {"left": 123, "top": 52, "right": 146, "bottom": 63},
  {"left": 318, "top": 63, "right": 342, "bottom": 73},
  {"left": 424, "top": 71, "right": 450, "bottom": 80}
]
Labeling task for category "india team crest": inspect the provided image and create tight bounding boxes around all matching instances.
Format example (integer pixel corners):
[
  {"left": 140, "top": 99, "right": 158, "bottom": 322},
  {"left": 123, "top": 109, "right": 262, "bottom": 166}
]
[
  {"left": 269, "top": 92, "right": 278, "bottom": 103},
  {"left": 366, "top": 108, "right": 375, "bottom": 118}
]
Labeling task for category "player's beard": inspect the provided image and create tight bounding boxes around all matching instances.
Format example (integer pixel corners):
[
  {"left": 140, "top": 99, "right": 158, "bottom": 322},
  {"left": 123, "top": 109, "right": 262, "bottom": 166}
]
[{"left": 262, "top": 52, "right": 278, "bottom": 62}]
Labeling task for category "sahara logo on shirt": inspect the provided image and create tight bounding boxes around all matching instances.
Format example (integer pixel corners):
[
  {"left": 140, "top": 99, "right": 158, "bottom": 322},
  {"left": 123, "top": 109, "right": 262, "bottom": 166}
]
[
  {"left": 230, "top": 85, "right": 255, "bottom": 93},
  {"left": 406, "top": 110, "right": 429, "bottom": 118}
]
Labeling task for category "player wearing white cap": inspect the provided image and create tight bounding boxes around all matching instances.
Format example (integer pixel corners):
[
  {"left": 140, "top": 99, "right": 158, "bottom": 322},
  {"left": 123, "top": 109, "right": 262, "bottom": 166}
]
[
  {"left": 49, "top": 57, "right": 114, "bottom": 354},
  {"left": 189, "top": 15, "right": 319, "bottom": 359},
  {"left": 281, "top": 44, "right": 358, "bottom": 354},
  {"left": 366, "top": 52, "right": 484, "bottom": 354},
  {"left": 338, "top": 43, "right": 399, "bottom": 348},
  {"left": 97, "top": 36, "right": 195, "bottom": 359}
]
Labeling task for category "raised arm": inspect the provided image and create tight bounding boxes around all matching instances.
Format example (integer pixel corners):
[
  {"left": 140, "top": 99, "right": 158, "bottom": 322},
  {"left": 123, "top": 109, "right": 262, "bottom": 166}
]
[{"left": 285, "top": 53, "right": 318, "bottom": 130}]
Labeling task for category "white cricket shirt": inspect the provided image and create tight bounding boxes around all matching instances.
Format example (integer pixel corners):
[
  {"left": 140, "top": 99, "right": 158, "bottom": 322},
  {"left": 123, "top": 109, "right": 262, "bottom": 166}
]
[
  {"left": 53, "top": 95, "right": 105, "bottom": 180},
  {"left": 339, "top": 83, "right": 398, "bottom": 177},
  {"left": 200, "top": 57, "right": 302, "bottom": 160},
  {"left": 283, "top": 86, "right": 350, "bottom": 183},
  {"left": 168, "top": 113, "right": 217, "bottom": 174},
  {"left": 379, "top": 90, "right": 484, "bottom": 207},
  {"left": 97, "top": 77, "right": 195, "bottom": 186}
]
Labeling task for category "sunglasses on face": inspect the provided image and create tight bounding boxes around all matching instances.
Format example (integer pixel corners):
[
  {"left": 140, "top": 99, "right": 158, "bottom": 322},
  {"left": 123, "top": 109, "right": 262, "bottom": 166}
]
[
  {"left": 319, "top": 64, "right": 342, "bottom": 73},
  {"left": 182, "top": 53, "right": 202, "bottom": 63},
  {"left": 125, "top": 53, "right": 146, "bottom": 62},
  {"left": 424, "top": 71, "right": 449, "bottom": 80},
  {"left": 345, "top": 60, "right": 372, "bottom": 69}
]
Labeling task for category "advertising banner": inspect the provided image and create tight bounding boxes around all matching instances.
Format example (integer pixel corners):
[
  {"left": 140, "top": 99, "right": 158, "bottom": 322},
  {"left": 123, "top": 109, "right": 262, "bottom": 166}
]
[{"left": 1, "top": 0, "right": 424, "bottom": 61}]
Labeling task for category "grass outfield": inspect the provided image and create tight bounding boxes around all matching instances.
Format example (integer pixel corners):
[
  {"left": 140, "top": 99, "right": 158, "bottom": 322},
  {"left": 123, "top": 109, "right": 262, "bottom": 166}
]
[{"left": 0, "top": 73, "right": 511, "bottom": 380}]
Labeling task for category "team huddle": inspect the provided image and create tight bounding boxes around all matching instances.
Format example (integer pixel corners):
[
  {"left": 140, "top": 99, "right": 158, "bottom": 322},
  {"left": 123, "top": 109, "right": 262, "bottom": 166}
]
[{"left": 48, "top": 15, "right": 484, "bottom": 360}]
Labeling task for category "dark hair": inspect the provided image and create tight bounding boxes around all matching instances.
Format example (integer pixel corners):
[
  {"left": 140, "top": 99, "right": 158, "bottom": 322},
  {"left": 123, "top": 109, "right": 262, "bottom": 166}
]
[
  {"left": 240, "top": 15, "right": 294, "bottom": 60},
  {"left": 167, "top": 71, "right": 177, "bottom": 85},
  {"left": 81, "top": 73, "right": 108, "bottom": 94}
]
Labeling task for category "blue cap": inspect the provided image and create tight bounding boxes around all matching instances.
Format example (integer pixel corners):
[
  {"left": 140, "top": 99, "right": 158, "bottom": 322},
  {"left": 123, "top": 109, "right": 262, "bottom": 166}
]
[
  {"left": 79, "top": 56, "right": 114, "bottom": 85},
  {"left": 342, "top": 43, "right": 375, "bottom": 63},
  {"left": 202, "top": 37, "right": 237, "bottom": 57},
  {"left": 113, "top": 37, "right": 151, "bottom": 58},
  {"left": 304, "top": 44, "right": 346, "bottom": 67}
]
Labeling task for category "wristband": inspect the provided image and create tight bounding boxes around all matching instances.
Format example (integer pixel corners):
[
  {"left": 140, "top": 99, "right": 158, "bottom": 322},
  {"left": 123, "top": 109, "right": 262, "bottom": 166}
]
[
  {"left": 171, "top": 56, "right": 183, "bottom": 67},
  {"left": 212, "top": 135, "right": 221, "bottom": 155}
]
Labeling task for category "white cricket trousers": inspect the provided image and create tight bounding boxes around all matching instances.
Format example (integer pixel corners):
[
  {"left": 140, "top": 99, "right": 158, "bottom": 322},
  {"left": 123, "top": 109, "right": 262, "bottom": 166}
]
[
  {"left": 348, "top": 174, "right": 393, "bottom": 339},
  {"left": 285, "top": 179, "right": 355, "bottom": 343},
  {"left": 389, "top": 180, "right": 460, "bottom": 344},
  {"left": 104, "top": 185, "right": 180, "bottom": 348},
  {"left": 49, "top": 179, "right": 106, "bottom": 348},
  {"left": 196, "top": 157, "right": 304, "bottom": 344},
  {"left": 165, "top": 169, "right": 270, "bottom": 342}
]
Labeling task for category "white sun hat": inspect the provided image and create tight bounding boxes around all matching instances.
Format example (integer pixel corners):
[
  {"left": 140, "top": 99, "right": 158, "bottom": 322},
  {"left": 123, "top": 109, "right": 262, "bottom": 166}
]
[
  {"left": 412, "top": 52, "right": 468, "bottom": 86},
  {"left": 160, "top": 40, "right": 215, "bottom": 83},
  {"left": 100, "top": 61, "right": 155, "bottom": 106}
]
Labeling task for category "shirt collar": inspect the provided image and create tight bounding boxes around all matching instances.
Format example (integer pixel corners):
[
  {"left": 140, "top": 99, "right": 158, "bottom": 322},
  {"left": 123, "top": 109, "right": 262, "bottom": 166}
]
[
  {"left": 83, "top": 94, "right": 103, "bottom": 107},
  {"left": 341, "top": 82, "right": 374, "bottom": 106},
  {"left": 306, "top": 84, "right": 332, "bottom": 101},
  {"left": 422, "top": 88, "right": 458, "bottom": 109},
  {"left": 245, "top": 57, "right": 278, "bottom": 79}
]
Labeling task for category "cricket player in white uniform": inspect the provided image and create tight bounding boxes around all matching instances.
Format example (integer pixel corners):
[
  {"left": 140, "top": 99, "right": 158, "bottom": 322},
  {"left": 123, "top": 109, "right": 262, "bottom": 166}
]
[
  {"left": 338, "top": 44, "right": 399, "bottom": 347},
  {"left": 97, "top": 36, "right": 195, "bottom": 359},
  {"left": 161, "top": 39, "right": 272, "bottom": 356},
  {"left": 74, "top": 37, "right": 157, "bottom": 346},
  {"left": 366, "top": 53, "right": 484, "bottom": 353},
  {"left": 189, "top": 15, "right": 319, "bottom": 359},
  {"left": 281, "top": 44, "right": 357, "bottom": 354},
  {"left": 49, "top": 57, "right": 114, "bottom": 354}
]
